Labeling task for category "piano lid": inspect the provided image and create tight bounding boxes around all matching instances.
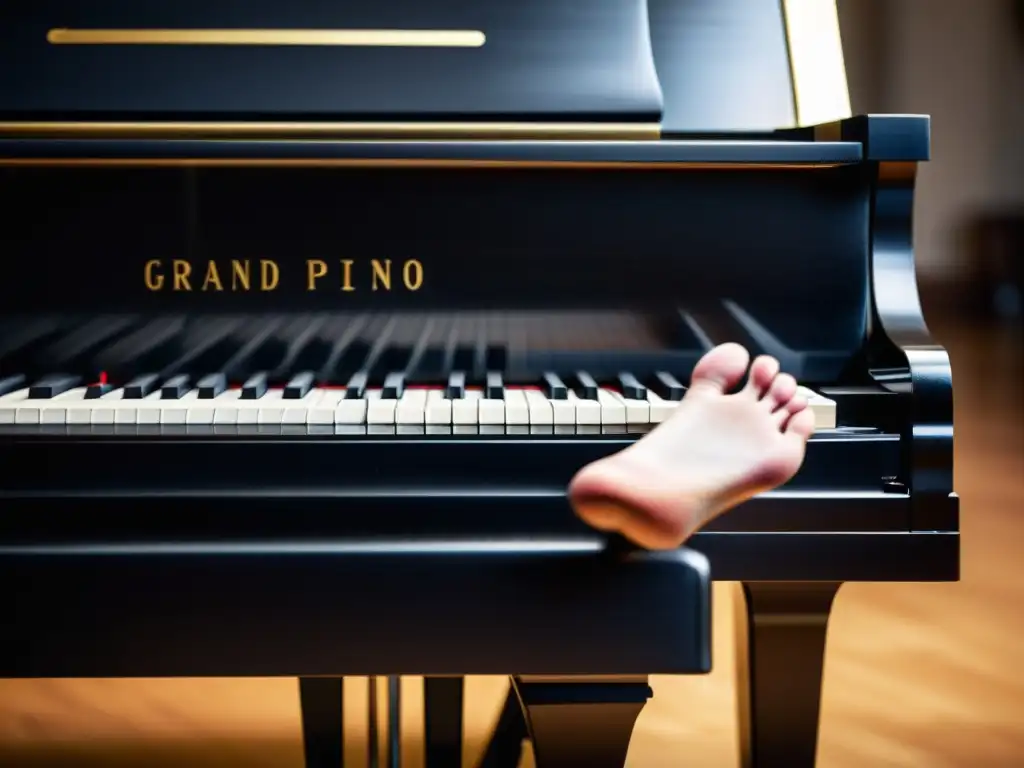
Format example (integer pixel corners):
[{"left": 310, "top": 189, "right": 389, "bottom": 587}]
[
  {"left": 648, "top": 0, "right": 851, "bottom": 133},
  {"left": 0, "top": 0, "right": 663, "bottom": 136}
]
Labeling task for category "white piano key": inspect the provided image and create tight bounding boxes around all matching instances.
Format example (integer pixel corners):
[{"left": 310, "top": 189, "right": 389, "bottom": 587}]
[
  {"left": 137, "top": 388, "right": 180, "bottom": 425},
  {"left": 367, "top": 388, "right": 397, "bottom": 425},
  {"left": 568, "top": 391, "right": 601, "bottom": 426},
  {"left": 112, "top": 390, "right": 161, "bottom": 425},
  {"left": 797, "top": 386, "right": 837, "bottom": 430},
  {"left": 38, "top": 387, "right": 90, "bottom": 425},
  {"left": 597, "top": 388, "right": 626, "bottom": 425},
  {"left": 478, "top": 396, "right": 505, "bottom": 426},
  {"left": 549, "top": 392, "right": 575, "bottom": 426},
  {"left": 337, "top": 389, "right": 379, "bottom": 425},
  {"left": 504, "top": 389, "right": 529, "bottom": 425},
  {"left": 85, "top": 389, "right": 126, "bottom": 425},
  {"left": 211, "top": 390, "right": 244, "bottom": 425},
  {"left": 64, "top": 390, "right": 113, "bottom": 425},
  {"left": 425, "top": 389, "right": 453, "bottom": 425},
  {"left": 308, "top": 390, "right": 346, "bottom": 425},
  {"left": 282, "top": 390, "right": 324, "bottom": 425},
  {"left": 257, "top": 389, "right": 323, "bottom": 425},
  {"left": 14, "top": 392, "right": 46, "bottom": 425},
  {"left": 186, "top": 391, "right": 223, "bottom": 425},
  {"left": 237, "top": 390, "right": 283, "bottom": 425},
  {"left": 608, "top": 389, "right": 649, "bottom": 424},
  {"left": 646, "top": 391, "right": 676, "bottom": 423},
  {"left": 523, "top": 389, "right": 554, "bottom": 426},
  {"left": 161, "top": 390, "right": 201, "bottom": 425},
  {"left": 396, "top": 388, "right": 429, "bottom": 425},
  {"left": 451, "top": 389, "right": 482, "bottom": 426},
  {"left": 0, "top": 388, "right": 30, "bottom": 424}
]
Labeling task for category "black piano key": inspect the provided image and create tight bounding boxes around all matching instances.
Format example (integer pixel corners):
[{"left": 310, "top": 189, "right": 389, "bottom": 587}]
[
  {"left": 268, "top": 316, "right": 328, "bottom": 381},
  {"left": 653, "top": 371, "right": 687, "bottom": 401},
  {"left": 413, "top": 346, "right": 447, "bottom": 380},
  {"left": 221, "top": 317, "right": 287, "bottom": 380},
  {"left": 452, "top": 345, "right": 475, "bottom": 372},
  {"left": 446, "top": 371, "right": 466, "bottom": 399},
  {"left": 124, "top": 373, "right": 160, "bottom": 399},
  {"left": 382, "top": 372, "right": 406, "bottom": 400},
  {"left": 0, "top": 374, "right": 26, "bottom": 397},
  {"left": 85, "top": 382, "right": 113, "bottom": 399},
  {"left": 574, "top": 371, "right": 600, "bottom": 400},
  {"left": 95, "top": 317, "right": 186, "bottom": 380},
  {"left": 161, "top": 374, "right": 191, "bottom": 399},
  {"left": 284, "top": 371, "right": 315, "bottom": 399},
  {"left": 346, "top": 371, "right": 369, "bottom": 399},
  {"left": 485, "top": 371, "right": 505, "bottom": 399},
  {"left": 485, "top": 345, "right": 508, "bottom": 371},
  {"left": 197, "top": 373, "right": 228, "bottom": 399},
  {"left": 617, "top": 372, "right": 647, "bottom": 400},
  {"left": 542, "top": 372, "right": 568, "bottom": 400},
  {"left": 241, "top": 372, "right": 269, "bottom": 399},
  {"left": 28, "top": 373, "right": 80, "bottom": 399},
  {"left": 317, "top": 315, "right": 369, "bottom": 383}
]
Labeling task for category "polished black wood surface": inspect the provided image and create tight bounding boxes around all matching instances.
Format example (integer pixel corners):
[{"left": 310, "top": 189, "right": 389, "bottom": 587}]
[
  {"left": 0, "top": 321, "right": 1004, "bottom": 768},
  {"left": 0, "top": 0, "right": 661, "bottom": 122},
  {"left": 0, "top": 0, "right": 833, "bottom": 131},
  {"left": 0, "top": 111, "right": 956, "bottom": 767},
  {"left": 0, "top": 0, "right": 954, "bottom": 759}
]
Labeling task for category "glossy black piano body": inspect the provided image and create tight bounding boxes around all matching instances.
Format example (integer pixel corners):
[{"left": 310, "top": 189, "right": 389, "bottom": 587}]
[{"left": 0, "top": 1, "right": 957, "bottom": 766}]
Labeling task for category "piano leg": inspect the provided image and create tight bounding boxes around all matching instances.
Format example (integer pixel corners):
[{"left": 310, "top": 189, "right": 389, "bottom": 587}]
[
  {"left": 734, "top": 582, "right": 843, "bottom": 768},
  {"left": 299, "top": 676, "right": 345, "bottom": 768},
  {"left": 476, "top": 684, "right": 528, "bottom": 768},
  {"left": 424, "top": 676, "right": 466, "bottom": 767},
  {"left": 511, "top": 675, "right": 651, "bottom": 768}
]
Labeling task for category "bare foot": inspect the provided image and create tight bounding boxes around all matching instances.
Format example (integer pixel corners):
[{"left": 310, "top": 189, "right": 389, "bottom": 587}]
[{"left": 568, "top": 343, "right": 816, "bottom": 549}]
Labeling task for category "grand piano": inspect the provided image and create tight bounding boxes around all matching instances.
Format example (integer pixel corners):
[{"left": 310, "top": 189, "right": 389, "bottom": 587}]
[{"left": 0, "top": 1, "right": 958, "bottom": 766}]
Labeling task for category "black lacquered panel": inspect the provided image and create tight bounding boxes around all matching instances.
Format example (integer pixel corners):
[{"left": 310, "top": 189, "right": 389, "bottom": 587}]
[
  {"left": 0, "top": 160, "right": 871, "bottom": 376},
  {"left": 648, "top": 0, "right": 795, "bottom": 132},
  {"left": 0, "top": 306, "right": 870, "bottom": 387},
  {"left": 0, "top": 0, "right": 661, "bottom": 121}
]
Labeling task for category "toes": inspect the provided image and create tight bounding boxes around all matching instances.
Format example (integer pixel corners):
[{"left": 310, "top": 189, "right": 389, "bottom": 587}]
[
  {"left": 689, "top": 342, "right": 750, "bottom": 395},
  {"left": 784, "top": 407, "right": 816, "bottom": 439},
  {"left": 774, "top": 392, "right": 807, "bottom": 427},
  {"left": 762, "top": 372, "right": 797, "bottom": 410},
  {"left": 743, "top": 355, "right": 780, "bottom": 398}
]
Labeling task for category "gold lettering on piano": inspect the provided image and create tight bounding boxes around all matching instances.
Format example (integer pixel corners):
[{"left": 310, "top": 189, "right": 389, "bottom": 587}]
[
  {"left": 144, "top": 259, "right": 423, "bottom": 293},
  {"left": 232, "top": 260, "right": 251, "bottom": 291},
  {"left": 307, "top": 259, "right": 328, "bottom": 291},
  {"left": 172, "top": 260, "right": 192, "bottom": 291},
  {"left": 144, "top": 260, "right": 164, "bottom": 290},
  {"left": 260, "top": 260, "right": 280, "bottom": 290},
  {"left": 403, "top": 259, "right": 424, "bottom": 291},
  {"left": 371, "top": 259, "right": 392, "bottom": 291},
  {"left": 341, "top": 259, "right": 355, "bottom": 292},
  {"left": 201, "top": 262, "right": 224, "bottom": 291}
]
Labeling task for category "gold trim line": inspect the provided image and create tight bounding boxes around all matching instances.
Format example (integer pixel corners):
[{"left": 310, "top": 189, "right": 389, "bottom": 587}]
[
  {"left": 47, "top": 28, "right": 486, "bottom": 48},
  {"left": 0, "top": 122, "right": 663, "bottom": 141},
  {"left": 781, "top": 0, "right": 852, "bottom": 127}
]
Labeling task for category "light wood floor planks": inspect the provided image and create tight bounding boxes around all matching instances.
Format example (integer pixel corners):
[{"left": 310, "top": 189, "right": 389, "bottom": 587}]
[{"left": 1, "top": 321, "right": 1021, "bottom": 767}]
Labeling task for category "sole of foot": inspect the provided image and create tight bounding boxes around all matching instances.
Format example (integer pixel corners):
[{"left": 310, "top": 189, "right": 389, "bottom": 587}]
[{"left": 568, "top": 343, "right": 816, "bottom": 549}]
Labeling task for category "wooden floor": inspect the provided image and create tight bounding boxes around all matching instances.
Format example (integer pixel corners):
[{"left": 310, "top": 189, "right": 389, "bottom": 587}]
[{"left": 1, "top": 320, "right": 1021, "bottom": 768}]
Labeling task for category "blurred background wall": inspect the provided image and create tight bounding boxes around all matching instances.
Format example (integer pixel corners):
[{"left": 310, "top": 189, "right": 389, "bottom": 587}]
[{"left": 838, "top": 0, "right": 1024, "bottom": 322}]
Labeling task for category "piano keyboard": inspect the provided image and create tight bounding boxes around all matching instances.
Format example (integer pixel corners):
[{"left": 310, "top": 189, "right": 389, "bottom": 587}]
[{"left": 0, "top": 373, "right": 838, "bottom": 433}]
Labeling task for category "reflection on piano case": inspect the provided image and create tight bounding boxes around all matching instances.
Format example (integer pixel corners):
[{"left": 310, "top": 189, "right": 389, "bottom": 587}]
[{"left": 0, "top": 0, "right": 957, "bottom": 766}]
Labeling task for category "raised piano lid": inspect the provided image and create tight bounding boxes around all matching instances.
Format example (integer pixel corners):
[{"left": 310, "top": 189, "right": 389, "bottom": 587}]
[
  {"left": 0, "top": 0, "right": 662, "bottom": 131},
  {"left": 648, "top": 0, "right": 851, "bottom": 132}
]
